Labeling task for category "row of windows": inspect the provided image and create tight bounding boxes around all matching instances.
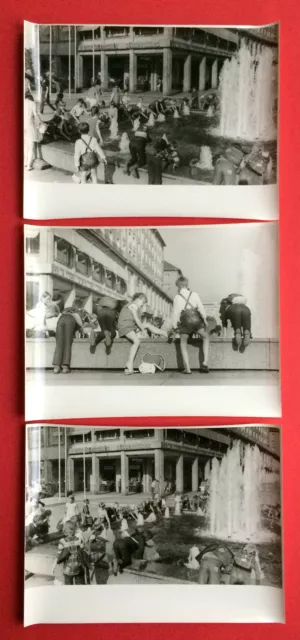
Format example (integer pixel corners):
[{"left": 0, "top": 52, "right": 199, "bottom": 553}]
[{"left": 53, "top": 236, "right": 127, "bottom": 294}]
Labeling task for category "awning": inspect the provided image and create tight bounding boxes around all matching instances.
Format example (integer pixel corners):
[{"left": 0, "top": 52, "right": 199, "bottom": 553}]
[
  {"left": 77, "top": 25, "right": 101, "bottom": 31},
  {"left": 68, "top": 428, "right": 91, "bottom": 436}
]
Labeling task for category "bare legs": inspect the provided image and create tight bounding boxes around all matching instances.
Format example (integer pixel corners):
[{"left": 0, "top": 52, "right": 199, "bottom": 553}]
[
  {"left": 125, "top": 331, "right": 141, "bottom": 373},
  {"left": 179, "top": 330, "right": 210, "bottom": 373}
]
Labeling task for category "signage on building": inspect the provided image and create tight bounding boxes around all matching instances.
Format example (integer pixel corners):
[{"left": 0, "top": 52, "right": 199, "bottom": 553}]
[
  {"left": 78, "top": 39, "right": 169, "bottom": 53},
  {"left": 52, "top": 264, "right": 125, "bottom": 299}
]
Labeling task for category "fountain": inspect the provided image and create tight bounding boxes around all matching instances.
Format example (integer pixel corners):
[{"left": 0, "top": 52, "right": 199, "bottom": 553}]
[
  {"left": 218, "top": 40, "right": 277, "bottom": 141},
  {"left": 196, "top": 146, "right": 214, "bottom": 170},
  {"left": 119, "top": 132, "right": 130, "bottom": 153},
  {"left": 206, "top": 441, "right": 277, "bottom": 542}
]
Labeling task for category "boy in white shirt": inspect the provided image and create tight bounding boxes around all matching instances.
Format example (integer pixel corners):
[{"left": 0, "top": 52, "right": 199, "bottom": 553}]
[
  {"left": 74, "top": 121, "right": 107, "bottom": 184},
  {"left": 172, "top": 276, "right": 210, "bottom": 374}
]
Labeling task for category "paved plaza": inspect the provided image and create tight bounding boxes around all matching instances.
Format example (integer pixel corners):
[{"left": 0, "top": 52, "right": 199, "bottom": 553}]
[{"left": 26, "top": 369, "right": 279, "bottom": 387}]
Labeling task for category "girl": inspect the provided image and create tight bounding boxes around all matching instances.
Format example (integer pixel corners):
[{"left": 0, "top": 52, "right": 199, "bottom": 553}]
[{"left": 117, "top": 293, "right": 168, "bottom": 375}]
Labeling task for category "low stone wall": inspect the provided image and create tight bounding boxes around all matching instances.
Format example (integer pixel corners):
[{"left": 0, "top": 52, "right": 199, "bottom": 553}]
[
  {"left": 26, "top": 337, "right": 280, "bottom": 371},
  {"left": 39, "top": 141, "right": 206, "bottom": 185}
]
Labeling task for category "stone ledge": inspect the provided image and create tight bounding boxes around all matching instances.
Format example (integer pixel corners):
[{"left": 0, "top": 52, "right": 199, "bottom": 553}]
[{"left": 26, "top": 337, "right": 280, "bottom": 371}]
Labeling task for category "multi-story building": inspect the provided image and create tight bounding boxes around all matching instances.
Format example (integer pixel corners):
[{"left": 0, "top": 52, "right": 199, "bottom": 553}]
[
  {"left": 25, "top": 227, "right": 173, "bottom": 319},
  {"left": 26, "top": 426, "right": 280, "bottom": 498},
  {"left": 36, "top": 25, "right": 278, "bottom": 94},
  {"left": 163, "top": 260, "right": 182, "bottom": 300}
]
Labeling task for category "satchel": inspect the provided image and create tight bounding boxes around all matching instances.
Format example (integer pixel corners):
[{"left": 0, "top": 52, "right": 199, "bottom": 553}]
[
  {"left": 80, "top": 137, "right": 99, "bottom": 170},
  {"left": 179, "top": 292, "right": 203, "bottom": 333}
]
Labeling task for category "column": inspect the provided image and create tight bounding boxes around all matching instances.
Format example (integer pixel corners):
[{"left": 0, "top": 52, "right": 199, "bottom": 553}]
[
  {"left": 77, "top": 55, "right": 83, "bottom": 90},
  {"left": 90, "top": 454, "right": 100, "bottom": 493},
  {"left": 192, "top": 457, "right": 199, "bottom": 492},
  {"left": 176, "top": 455, "right": 184, "bottom": 492},
  {"left": 43, "top": 460, "right": 52, "bottom": 484},
  {"left": 155, "top": 449, "right": 164, "bottom": 495},
  {"left": 64, "top": 285, "right": 76, "bottom": 308},
  {"left": 84, "top": 292, "right": 93, "bottom": 314},
  {"left": 199, "top": 57, "right": 206, "bottom": 91},
  {"left": 211, "top": 58, "right": 218, "bottom": 89},
  {"left": 68, "top": 458, "right": 75, "bottom": 493},
  {"left": 162, "top": 47, "right": 172, "bottom": 94},
  {"left": 115, "top": 457, "right": 121, "bottom": 493},
  {"left": 121, "top": 451, "right": 129, "bottom": 494},
  {"left": 183, "top": 54, "right": 192, "bottom": 92},
  {"left": 101, "top": 51, "right": 108, "bottom": 90},
  {"left": 129, "top": 50, "right": 137, "bottom": 92}
]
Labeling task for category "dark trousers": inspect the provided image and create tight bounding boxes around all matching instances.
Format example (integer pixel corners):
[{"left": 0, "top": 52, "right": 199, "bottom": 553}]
[
  {"left": 40, "top": 91, "right": 55, "bottom": 114},
  {"left": 94, "top": 565, "right": 110, "bottom": 584},
  {"left": 225, "top": 304, "right": 251, "bottom": 333},
  {"left": 198, "top": 557, "right": 221, "bottom": 584},
  {"left": 64, "top": 571, "right": 85, "bottom": 585},
  {"left": 95, "top": 307, "right": 117, "bottom": 344},
  {"left": 147, "top": 155, "right": 163, "bottom": 185},
  {"left": 126, "top": 141, "right": 147, "bottom": 174},
  {"left": 53, "top": 315, "right": 77, "bottom": 367}
]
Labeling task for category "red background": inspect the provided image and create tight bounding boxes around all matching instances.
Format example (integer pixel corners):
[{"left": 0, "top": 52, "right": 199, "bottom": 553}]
[{"left": 0, "top": 0, "right": 297, "bottom": 635}]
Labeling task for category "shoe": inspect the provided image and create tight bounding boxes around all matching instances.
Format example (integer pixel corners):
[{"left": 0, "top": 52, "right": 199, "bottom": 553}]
[
  {"left": 104, "top": 331, "right": 112, "bottom": 348},
  {"left": 243, "top": 330, "right": 251, "bottom": 348},
  {"left": 89, "top": 329, "right": 97, "bottom": 354},
  {"left": 199, "top": 364, "right": 210, "bottom": 374},
  {"left": 182, "top": 369, "right": 192, "bottom": 374},
  {"left": 234, "top": 329, "right": 242, "bottom": 347},
  {"left": 232, "top": 338, "right": 239, "bottom": 351},
  {"left": 53, "top": 366, "right": 61, "bottom": 374},
  {"left": 62, "top": 366, "right": 71, "bottom": 374}
]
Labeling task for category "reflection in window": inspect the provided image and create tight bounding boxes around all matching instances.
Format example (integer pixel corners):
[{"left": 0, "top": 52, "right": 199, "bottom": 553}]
[
  {"left": 54, "top": 237, "right": 73, "bottom": 268},
  {"left": 26, "top": 233, "right": 40, "bottom": 255},
  {"left": 76, "top": 251, "right": 90, "bottom": 276},
  {"left": 95, "top": 429, "right": 120, "bottom": 440}
]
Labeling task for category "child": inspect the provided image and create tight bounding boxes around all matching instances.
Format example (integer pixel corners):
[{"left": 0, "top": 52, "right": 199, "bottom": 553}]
[
  {"left": 172, "top": 276, "right": 209, "bottom": 374},
  {"left": 74, "top": 121, "right": 107, "bottom": 184},
  {"left": 56, "top": 520, "right": 89, "bottom": 585},
  {"left": 221, "top": 293, "right": 252, "bottom": 350},
  {"left": 185, "top": 545, "right": 200, "bottom": 570},
  {"left": 117, "top": 293, "right": 168, "bottom": 375},
  {"left": 70, "top": 98, "right": 87, "bottom": 124},
  {"left": 52, "top": 298, "right": 90, "bottom": 374}
]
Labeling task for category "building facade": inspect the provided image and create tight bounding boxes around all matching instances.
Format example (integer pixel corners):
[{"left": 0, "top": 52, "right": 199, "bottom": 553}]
[
  {"left": 26, "top": 426, "right": 280, "bottom": 498},
  {"left": 25, "top": 227, "right": 173, "bottom": 319},
  {"left": 37, "top": 25, "right": 278, "bottom": 94}
]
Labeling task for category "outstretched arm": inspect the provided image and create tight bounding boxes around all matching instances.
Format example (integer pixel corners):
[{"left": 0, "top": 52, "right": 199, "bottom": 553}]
[{"left": 144, "top": 322, "right": 168, "bottom": 338}]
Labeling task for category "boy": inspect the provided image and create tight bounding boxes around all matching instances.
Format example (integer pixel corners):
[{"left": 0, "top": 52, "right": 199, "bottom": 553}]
[
  {"left": 172, "top": 276, "right": 210, "bottom": 374},
  {"left": 74, "top": 121, "right": 107, "bottom": 184},
  {"left": 56, "top": 520, "right": 89, "bottom": 585},
  {"left": 221, "top": 293, "right": 252, "bottom": 351},
  {"left": 89, "top": 295, "right": 119, "bottom": 355}
]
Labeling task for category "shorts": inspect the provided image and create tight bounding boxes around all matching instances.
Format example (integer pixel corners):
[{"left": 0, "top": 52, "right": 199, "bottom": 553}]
[{"left": 179, "top": 318, "right": 206, "bottom": 335}]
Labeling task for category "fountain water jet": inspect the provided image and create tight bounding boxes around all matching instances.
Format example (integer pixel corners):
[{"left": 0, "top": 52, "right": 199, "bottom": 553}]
[
  {"left": 205, "top": 441, "right": 277, "bottom": 542},
  {"left": 218, "top": 40, "right": 277, "bottom": 141}
]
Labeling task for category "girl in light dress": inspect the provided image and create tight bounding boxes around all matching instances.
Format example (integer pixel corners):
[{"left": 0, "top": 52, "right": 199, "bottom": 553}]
[
  {"left": 24, "top": 91, "right": 44, "bottom": 170},
  {"left": 185, "top": 545, "right": 200, "bottom": 570}
]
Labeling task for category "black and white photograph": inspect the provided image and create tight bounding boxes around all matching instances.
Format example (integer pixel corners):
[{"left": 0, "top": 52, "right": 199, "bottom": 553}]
[
  {"left": 24, "top": 23, "right": 279, "bottom": 219},
  {"left": 24, "top": 424, "right": 284, "bottom": 625},
  {"left": 25, "top": 223, "right": 280, "bottom": 419}
]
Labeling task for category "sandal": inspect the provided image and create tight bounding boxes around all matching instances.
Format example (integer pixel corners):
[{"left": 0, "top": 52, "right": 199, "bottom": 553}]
[{"left": 199, "top": 364, "right": 210, "bottom": 374}]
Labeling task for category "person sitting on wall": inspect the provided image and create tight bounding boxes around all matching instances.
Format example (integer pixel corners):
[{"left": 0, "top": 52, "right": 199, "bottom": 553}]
[
  {"left": 172, "top": 276, "right": 210, "bottom": 375},
  {"left": 117, "top": 293, "right": 168, "bottom": 375},
  {"left": 89, "top": 295, "right": 120, "bottom": 355},
  {"left": 26, "top": 291, "right": 60, "bottom": 338},
  {"left": 230, "top": 544, "right": 263, "bottom": 585},
  {"left": 221, "top": 293, "right": 252, "bottom": 352},
  {"left": 212, "top": 145, "right": 244, "bottom": 185},
  {"left": 196, "top": 543, "right": 234, "bottom": 585},
  {"left": 70, "top": 98, "right": 88, "bottom": 124}
]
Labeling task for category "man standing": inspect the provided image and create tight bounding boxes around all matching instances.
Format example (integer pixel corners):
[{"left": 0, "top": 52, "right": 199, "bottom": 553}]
[
  {"left": 172, "top": 276, "right": 210, "bottom": 374},
  {"left": 40, "top": 71, "right": 55, "bottom": 114}
]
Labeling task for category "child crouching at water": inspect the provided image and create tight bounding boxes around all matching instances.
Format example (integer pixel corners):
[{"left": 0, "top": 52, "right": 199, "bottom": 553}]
[{"left": 117, "top": 293, "right": 168, "bottom": 375}]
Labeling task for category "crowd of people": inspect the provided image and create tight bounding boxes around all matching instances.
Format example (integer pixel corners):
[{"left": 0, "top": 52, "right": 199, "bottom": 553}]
[
  {"left": 26, "top": 278, "right": 253, "bottom": 375},
  {"left": 25, "top": 486, "right": 266, "bottom": 587},
  {"left": 24, "top": 69, "right": 272, "bottom": 185}
]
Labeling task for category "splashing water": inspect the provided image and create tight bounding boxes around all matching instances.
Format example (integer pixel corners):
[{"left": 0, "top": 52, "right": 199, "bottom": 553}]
[
  {"left": 218, "top": 40, "right": 277, "bottom": 141},
  {"left": 205, "top": 441, "right": 276, "bottom": 542}
]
